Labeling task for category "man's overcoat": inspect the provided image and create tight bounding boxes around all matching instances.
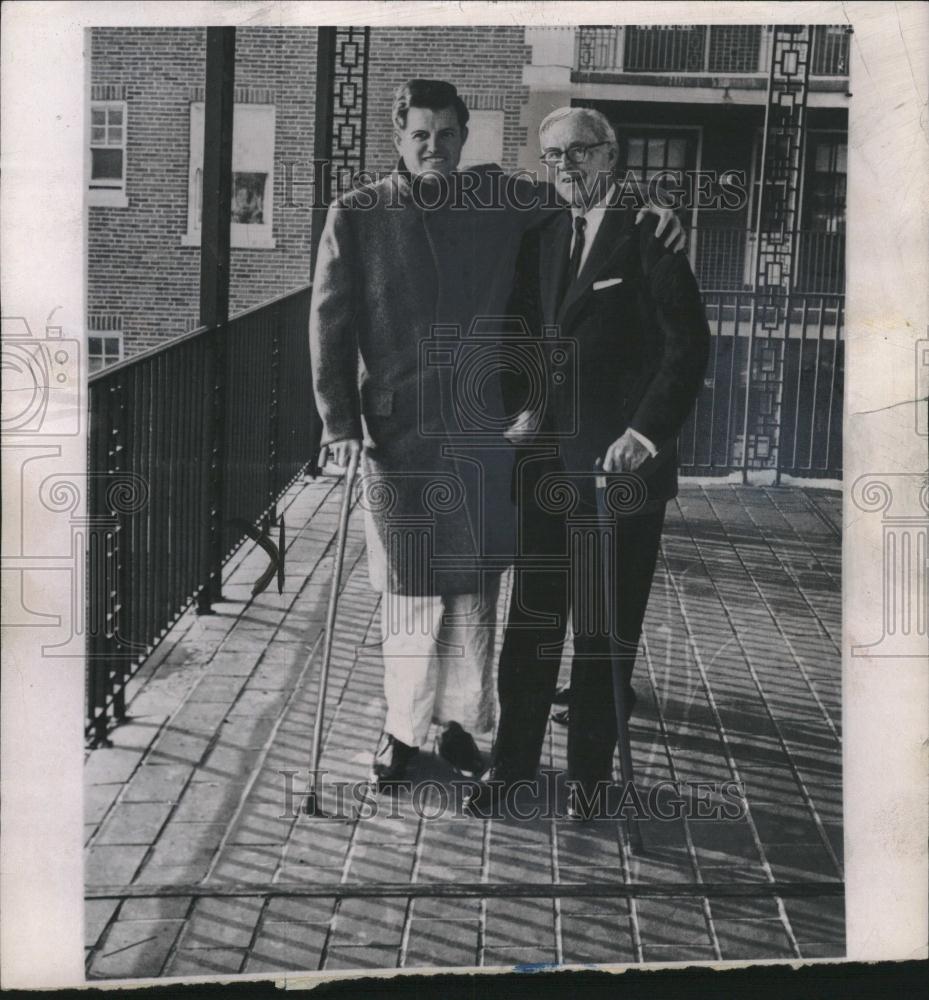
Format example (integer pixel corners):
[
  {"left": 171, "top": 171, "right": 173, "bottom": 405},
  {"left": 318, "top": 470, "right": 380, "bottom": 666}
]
[{"left": 310, "top": 164, "right": 538, "bottom": 595}]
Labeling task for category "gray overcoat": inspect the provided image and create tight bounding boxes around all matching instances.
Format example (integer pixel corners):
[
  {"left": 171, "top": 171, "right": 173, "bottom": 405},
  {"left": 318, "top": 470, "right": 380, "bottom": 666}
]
[{"left": 309, "top": 164, "right": 544, "bottom": 595}]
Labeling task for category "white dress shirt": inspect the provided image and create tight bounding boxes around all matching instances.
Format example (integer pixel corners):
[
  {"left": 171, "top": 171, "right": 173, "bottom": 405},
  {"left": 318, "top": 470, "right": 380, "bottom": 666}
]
[{"left": 572, "top": 186, "right": 658, "bottom": 459}]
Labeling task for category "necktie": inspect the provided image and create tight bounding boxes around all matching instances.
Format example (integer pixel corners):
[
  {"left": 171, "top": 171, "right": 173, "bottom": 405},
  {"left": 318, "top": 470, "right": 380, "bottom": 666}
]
[
  {"left": 558, "top": 214, "right": 587, "bottom": 310},
  {"left": 569, "top": 214, "right": 587, "bottom": 283}
]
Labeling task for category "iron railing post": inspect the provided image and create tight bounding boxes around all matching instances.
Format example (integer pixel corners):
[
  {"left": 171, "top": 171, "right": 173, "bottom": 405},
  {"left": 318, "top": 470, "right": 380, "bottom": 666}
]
[{"left": 197, "top": 26, "right": 235, "bottom": 613}]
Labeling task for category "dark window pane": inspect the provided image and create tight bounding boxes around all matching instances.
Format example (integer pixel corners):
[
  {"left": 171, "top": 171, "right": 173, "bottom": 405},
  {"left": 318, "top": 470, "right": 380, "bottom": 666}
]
[
  {"left": 91, "top": 148, "right": 123, "bottom": 181},
  {"left": 88, "top": 337, "right": 102, "bottom": 355},
  {"left": 231, "top": 171, "right": 266, "bottom": 224},
  {"left": 104, "top": 339, "right": 121, "bottom": 357}
]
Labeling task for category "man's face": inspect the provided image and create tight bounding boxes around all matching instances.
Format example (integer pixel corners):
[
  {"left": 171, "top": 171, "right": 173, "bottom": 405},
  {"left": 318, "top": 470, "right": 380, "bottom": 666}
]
[
  {"left": 541, "top": 117, "right": 616, "bottom": 210},
  {"left": 394, "top": 105, "right": 467, "bottom": 180}
]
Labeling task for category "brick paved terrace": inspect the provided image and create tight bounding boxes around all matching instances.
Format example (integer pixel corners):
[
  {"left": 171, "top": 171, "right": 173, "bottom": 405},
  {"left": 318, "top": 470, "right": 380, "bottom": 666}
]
[{"left": 83, "top": 479, "right": 843, "bottom": 979}]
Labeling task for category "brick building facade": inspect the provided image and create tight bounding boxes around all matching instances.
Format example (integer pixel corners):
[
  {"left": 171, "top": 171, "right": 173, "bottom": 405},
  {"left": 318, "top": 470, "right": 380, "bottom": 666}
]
[
  {"left": 87, "top": 24, "right": 849, "bottom": 478},
  {"left": 87, "top": 26, "right": 531, "bottom": 361}
]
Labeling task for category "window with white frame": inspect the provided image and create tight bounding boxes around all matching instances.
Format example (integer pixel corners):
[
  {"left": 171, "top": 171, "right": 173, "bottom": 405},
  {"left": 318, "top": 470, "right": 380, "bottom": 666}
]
[
  {"left": 88, "top": 332, "right": 123, "bottom": 373},
  {"left": 183, "top": 102, "right": 276, "bottom": 249},
  {"left": 89, "top": 102, "right": 128, "bottom": 207}
]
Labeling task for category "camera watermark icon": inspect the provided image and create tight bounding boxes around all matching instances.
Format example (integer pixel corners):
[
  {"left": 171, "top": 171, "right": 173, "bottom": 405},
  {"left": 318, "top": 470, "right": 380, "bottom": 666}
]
[
  {"left": 1, "top": 313, "right": 81, "bottom": 437},
  {"left": 418, "top": 315, "right": 577, "bottom": 439}
]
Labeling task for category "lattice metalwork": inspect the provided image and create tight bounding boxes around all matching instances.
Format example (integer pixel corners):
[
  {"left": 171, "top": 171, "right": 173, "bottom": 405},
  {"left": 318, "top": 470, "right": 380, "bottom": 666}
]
[
  {"left": 754, "top": 25, "right": 812, "bottom": 329},
  {"left": 330, "top": 26, "right": 370, "bottom": 175}
]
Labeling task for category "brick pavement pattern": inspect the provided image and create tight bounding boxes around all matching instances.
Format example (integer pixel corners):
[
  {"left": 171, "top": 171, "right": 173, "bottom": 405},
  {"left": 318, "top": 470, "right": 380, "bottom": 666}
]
[{"left": 84, "top": 480, "right": 843, "bottom": 978}]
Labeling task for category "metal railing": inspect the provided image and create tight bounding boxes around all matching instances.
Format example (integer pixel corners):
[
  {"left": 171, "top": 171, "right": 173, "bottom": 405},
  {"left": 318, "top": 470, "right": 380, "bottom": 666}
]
[
  {"left": 625, "top": 25, "right": 711, "bottom": 73},
  {"left": 84, "top": 281, "right": 843, "bottom": 739},
  {"left": 692, "top": 228, "right": 846, "bottom": 295},
  {"left": 575, "top": 25, "right": 850, "bottom": 76},
  {"left": 679, "top": 290, "right": 844, "bottom": 479},
  {"left": 86, "top": 286, "right": 317, "bottom": 743},
  {"left": 811, "top": 25, "right": 850, "bottom": 75}
]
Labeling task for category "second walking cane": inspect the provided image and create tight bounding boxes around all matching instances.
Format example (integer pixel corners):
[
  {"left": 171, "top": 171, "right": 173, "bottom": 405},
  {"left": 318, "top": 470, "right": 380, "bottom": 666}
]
[
  {"left": 305, "top": 449, "right": 361, "bottom": 816},
  {"left": 596, "top": 472, "right": 645, "bottom": 854}
]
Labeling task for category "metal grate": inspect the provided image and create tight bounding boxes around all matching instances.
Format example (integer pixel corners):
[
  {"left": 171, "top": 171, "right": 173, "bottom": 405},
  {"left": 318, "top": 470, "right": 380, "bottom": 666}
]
[
  {"left": 811, "top": 25, "right": 850, "bottom": 75},
  {"left": 679, "top": 290, "right": 844, "bottom": 479},
  {"left": 624, "top": 25, "right": 707, "bottom": 72},
  {"left": 708, "top": 25, "right": 762, "bottom": 73}
]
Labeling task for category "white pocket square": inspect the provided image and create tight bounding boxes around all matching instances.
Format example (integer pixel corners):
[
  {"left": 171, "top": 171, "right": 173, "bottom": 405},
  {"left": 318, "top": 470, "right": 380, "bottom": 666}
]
[{"left": 593, "top": 278, "right": 623, "bottom": 290}]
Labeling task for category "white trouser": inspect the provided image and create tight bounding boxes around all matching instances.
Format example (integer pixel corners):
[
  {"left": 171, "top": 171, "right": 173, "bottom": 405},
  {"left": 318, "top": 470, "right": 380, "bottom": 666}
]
[{"left": 380, "top": 578, "right": 500, "bottom": 748}]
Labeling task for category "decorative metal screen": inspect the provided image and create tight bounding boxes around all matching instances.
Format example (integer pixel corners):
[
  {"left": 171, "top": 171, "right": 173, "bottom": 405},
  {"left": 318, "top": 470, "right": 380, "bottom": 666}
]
[
  {"left": 330, "top": 27, "right": 370, "bottom": 176},
  {"left": 753, "top": 25, "right": 812, "bottom": 329}
]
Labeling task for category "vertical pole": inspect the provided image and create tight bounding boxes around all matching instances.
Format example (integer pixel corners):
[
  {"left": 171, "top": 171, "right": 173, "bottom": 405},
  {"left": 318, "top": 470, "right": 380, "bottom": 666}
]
[
  {"left": 197, "top": 26, "right": 235, "bottom": 613},
  {"left": 200, "top": 27, "right": 236, "bottom": 330},
  {"left": 311, "top": 27, "right": 336, "bottom": 276},
  {"left": 307, "top": 27, "right": 337, "bottom": 475}
]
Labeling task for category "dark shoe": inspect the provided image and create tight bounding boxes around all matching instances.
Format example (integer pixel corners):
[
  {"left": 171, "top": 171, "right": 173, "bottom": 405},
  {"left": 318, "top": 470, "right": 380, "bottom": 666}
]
[
  {"left": 371, "top": 733, "right": 418, "bottom": 791},
  {"left": 551, "top": 685, "right": 638, "bottom": 727},
  {"left": 437, "top": 721, "right": 484, "bottom": 778},
  {"left": 566, "top": 778, "right": 611, "bottom": 821}
]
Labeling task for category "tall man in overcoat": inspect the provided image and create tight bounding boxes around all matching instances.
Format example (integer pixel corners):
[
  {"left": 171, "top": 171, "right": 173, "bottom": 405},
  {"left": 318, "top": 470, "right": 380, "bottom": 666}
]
[
  {"left": 466, "top": 107, "right": 710, "bottom": 819},
  {"left": 310, "top": 83, "right": 685, "bottom": 790}
]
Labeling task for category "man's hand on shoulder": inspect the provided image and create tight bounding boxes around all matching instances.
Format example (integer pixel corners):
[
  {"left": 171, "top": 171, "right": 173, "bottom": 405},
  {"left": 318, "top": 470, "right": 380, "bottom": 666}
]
[{"left": 635, "top": 206, "right": 687, "bottom": 253}]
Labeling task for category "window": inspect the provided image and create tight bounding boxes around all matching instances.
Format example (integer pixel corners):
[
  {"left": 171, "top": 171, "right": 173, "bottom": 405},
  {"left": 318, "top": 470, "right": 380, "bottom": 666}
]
[
  {"left": 804, "top": 136, "right": 847, "bottom": 233},
  {"left": 459, "top": 110, "right": 505, "bottom": 168},
  {"left": 88, "top": 101, "right": 128, "bottom": 207},
  {"left": 796, "top": 133, "right": 847, "bottom": 293},
  {"left": 620, "top": 130, "right": 694, "bottom": 185},
  {"left": 183, "top": 102, "right": 276, "bottom": 249},
  {"left": 88, "top": 333, "right": 123, "bottom": 373}
]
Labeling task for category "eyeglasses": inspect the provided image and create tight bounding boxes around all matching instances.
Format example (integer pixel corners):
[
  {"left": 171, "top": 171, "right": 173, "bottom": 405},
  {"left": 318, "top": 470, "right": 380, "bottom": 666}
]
[{"left": 539, "top": 141, "right": 611, "bottom": 166}]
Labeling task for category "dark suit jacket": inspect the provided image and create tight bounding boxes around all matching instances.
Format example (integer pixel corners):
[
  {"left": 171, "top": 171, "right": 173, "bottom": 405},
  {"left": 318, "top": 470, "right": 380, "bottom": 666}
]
[{"left": 506, "top": 199, "right": 710, "bottom": 509}]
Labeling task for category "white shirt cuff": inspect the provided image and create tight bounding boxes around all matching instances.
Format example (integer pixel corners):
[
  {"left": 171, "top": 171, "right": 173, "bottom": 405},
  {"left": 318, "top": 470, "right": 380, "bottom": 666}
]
[{"left": 628, "top": 428, "right": 658, "bottom": 458}]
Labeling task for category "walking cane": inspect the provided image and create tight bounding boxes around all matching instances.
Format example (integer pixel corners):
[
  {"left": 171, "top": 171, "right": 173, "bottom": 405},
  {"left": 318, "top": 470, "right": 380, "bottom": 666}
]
[
  {"left": 304, "top": 448, "right": 361, "bottom": 816},
  {"left": 595, "top": 473, "right": 645, "bottom": 854}
]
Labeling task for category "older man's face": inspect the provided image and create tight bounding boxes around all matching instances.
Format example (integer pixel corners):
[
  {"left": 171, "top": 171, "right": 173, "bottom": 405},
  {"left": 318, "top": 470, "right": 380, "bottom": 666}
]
[
  {"left": 394, "top": 106, "right": 467, "bottom": 180},
  {"left": 541, "top": 116, "right": 616, "bottom": 210}
]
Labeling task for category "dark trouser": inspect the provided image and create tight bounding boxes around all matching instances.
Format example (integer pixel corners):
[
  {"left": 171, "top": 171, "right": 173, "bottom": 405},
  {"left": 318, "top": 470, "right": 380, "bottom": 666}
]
[{"left": 493, "top": 465, "right": 666, "bottom": 786}]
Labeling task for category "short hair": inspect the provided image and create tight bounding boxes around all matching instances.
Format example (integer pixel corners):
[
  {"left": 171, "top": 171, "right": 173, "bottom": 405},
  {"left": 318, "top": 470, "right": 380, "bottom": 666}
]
[
  {"left": 392, "top": 79, "right": 470, "bottom": 131},
  {"left": 539, "top": 107, "right": 617, "bottom": 147}
]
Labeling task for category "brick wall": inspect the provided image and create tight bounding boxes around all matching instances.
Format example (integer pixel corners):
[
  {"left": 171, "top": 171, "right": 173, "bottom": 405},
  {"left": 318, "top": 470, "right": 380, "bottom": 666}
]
[
  {"left": 88, "top": 26, "right": 533, "bottom": 355},
  {"left": 88, "top": 27, "right": 317, "bottom": 355}
]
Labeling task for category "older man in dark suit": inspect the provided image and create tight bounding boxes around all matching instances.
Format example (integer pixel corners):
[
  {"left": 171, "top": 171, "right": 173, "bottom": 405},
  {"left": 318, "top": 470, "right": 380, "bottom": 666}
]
[{"left": 466, "top": 106, "right": 710, "bottom": 819}]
